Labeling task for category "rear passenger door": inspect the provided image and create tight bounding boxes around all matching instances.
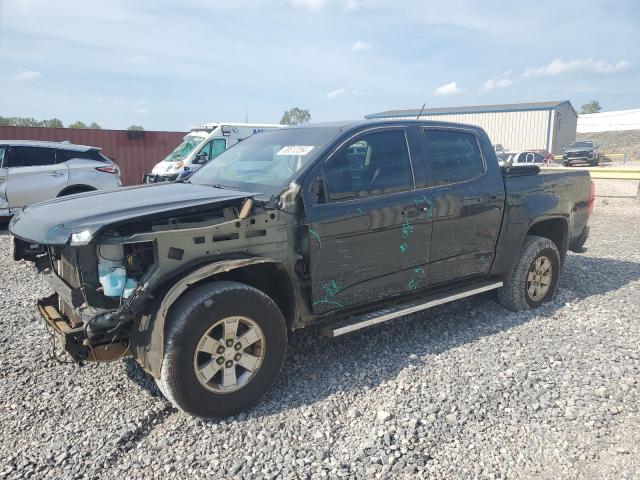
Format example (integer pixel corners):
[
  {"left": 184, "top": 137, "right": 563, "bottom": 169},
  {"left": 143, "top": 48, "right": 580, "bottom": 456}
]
[
  {"left": 305, "top": 127, "right": 432, "bottom": 313},
  {"left": 5, "top": 146, "right": 68, "bottom": 209},
  {"left": 418, "top": 127, "right": 504, "bottom": 285}
]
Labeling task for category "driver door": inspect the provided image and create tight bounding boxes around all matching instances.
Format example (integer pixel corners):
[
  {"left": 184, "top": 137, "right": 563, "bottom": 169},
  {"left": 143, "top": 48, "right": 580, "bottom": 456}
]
[{"left": 304, "top": 127, "right": 432, "bottom": 314}]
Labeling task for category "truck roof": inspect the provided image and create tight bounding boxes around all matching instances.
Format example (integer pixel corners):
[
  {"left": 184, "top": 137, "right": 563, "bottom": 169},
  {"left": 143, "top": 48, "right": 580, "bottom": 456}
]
[{"left": 284, "top": 119, "right": 487, "bottom": 133}]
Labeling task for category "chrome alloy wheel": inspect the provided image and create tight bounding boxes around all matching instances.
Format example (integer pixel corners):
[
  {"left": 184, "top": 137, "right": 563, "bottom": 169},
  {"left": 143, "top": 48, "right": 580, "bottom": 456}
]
[
  {"left": 527, "top": 255, "right": 553, "bottom": 302},
  {"left": 193, "top": 316, "right": 265, "bottom": 393}
]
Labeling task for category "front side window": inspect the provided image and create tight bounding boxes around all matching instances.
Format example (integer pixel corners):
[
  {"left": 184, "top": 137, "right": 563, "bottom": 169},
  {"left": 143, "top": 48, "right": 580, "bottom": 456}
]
[
  {"left": 422, "top": 129, "right": 484, "bottom": 186},
  {"left": 164, "top": 135, "right": 206, "bottom": 162},
  {"left": 210, "top": 138, "right": 226, "bottom": 158},
  {"left": 323, "top": 129, "right": 413, "bottom": 202},
  {"left": 197, "top": 139, "right": 226, "bottom": 163},
  {"left": 7, "top": 146, "right": 56, "bottom": 168}
]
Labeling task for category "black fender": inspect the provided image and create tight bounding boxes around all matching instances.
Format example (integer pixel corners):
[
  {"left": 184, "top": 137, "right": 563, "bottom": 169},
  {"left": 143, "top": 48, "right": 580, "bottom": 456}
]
[{"left": 133, "top": 257, "right": 282, "bottom": 378}]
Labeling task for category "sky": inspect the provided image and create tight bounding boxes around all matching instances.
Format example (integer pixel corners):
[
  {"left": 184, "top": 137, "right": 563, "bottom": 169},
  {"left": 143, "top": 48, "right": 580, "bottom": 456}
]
[{"left": 0, "top": 0, "right": 638, "bottom": 131}]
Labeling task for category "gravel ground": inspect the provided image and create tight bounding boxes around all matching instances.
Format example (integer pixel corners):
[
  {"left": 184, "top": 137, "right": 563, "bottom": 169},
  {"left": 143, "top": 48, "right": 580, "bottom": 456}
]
[{"left": 1, "top": 189, "right": 639, "bottom": 479}]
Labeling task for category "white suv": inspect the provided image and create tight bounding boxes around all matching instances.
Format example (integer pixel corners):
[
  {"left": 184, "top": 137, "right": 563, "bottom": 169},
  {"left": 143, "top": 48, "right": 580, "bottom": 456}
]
[{"left": 0, "top": 140, "right": 122, "bottom": 217}]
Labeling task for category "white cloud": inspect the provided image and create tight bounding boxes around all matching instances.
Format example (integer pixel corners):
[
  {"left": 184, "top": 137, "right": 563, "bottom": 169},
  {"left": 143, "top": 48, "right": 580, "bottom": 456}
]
[
  {"left": 325, "top": 88, "right": 347, "bottom": 100},
  {"left": 522, "top": 58, "right": 631, "bottom": 77},
  {"left": 290, "top": 0, "right": 329, "bottom": 11},
  {"left": 289, "top": 0, "right": 361, "bottom": 11},
  {"left": 351, "top": 40, "right": 370, "bottom": 52},
  {"left": 434, "top": 81, "right": 463, "bottom": 96},
  {"left": 344, "top": 0, "right": 361, "bottom": 12},
  {"left": 13, "top": 70, "right": 42, "bottom": 81},
  {"left": 483, "top": 77, "right": 513, "bottom": 91},
  {"left": 135, "top": 107, "right": 149, "bottom": 115}
]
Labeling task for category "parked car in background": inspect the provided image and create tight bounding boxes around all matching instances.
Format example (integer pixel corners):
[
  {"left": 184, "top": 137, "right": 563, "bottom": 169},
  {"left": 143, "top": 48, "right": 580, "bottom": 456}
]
[
  {"left": 143, "top": 123, "right": 283, "bottom": 183},
  {"left": 0, "top": 140, "right": 121, "bottom": 217},
  {"left": 530, "top": 149, "right": 554, "bottom": 163},
  {"left": 496, "top": 150, "right": 550, "bottom": 167},
  {"left": 10, "top": 120, "right": 594, "bottom": 418},
  {"left": 563, "top": 140, "right": 599, "bottom": 166}
]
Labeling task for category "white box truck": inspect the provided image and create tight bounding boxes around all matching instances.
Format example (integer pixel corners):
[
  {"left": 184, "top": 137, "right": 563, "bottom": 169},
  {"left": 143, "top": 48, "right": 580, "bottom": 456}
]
[{"left": 143, "top": 122, "right": 282, "bottom": 183}]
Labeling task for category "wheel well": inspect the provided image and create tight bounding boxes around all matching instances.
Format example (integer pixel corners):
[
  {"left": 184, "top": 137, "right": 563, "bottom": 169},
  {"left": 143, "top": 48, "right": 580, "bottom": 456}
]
[
  {"left": 58, "top": 185, "right": 96, "bottom": 197},
  {"left": 195, "top": 263, "right": 296, "bottom": 327},
  {"left": 527, "top": 218, "right": 568, "bottom": 259}
]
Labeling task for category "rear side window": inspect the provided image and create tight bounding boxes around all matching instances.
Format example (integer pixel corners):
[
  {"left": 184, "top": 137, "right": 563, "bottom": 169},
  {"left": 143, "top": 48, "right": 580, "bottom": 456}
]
[
  {"left": 0, "top": 146, "right": 5, "bottom": 167},
  {"left": 422, "top": 129, "right": 484, "bottom": 186},
  {"left": 7, "top": 146, "right": 56, "bottom": 167},
  {"left": 58, "top": 149, "right": 107, "bottom": 162}
]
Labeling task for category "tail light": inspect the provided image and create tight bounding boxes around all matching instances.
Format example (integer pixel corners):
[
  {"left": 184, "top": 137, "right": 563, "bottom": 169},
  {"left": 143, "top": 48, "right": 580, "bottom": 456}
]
[
  {"left": 96, "top": 165, "right": 119, "bottom": 175},
  {"left": 587, "top": 179, "right": 595, "bottom": 217}
]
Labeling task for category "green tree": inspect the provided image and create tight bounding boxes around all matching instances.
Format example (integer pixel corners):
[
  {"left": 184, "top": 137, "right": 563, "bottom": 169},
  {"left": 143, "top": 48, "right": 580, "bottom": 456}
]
[
  {"left": 89, "top": 122, "right": 102, "bottom": 129},
  {"left": 580, "top": 100, "right": 602, "bottom": 114},
  {"left": 11, "top": 117, "right": 40, "bottom": 127},
  {"left": 127, "top": 125, "right": 144, "bottom": 131},
  {"left": 40, "top": 118, "right": 64, "bottom": 128},
  {"left": 68, "top": 121, "right": 88, "bottom": 129},
  {"left": 280, "top": 107, "right": 311, "bottom": 126}
]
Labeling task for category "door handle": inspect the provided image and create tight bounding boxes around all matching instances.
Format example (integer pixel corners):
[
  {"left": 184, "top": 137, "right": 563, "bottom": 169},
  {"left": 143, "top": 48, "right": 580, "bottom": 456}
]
[{"left": 49, "top": 172, "right": 64, "bottom": 177}]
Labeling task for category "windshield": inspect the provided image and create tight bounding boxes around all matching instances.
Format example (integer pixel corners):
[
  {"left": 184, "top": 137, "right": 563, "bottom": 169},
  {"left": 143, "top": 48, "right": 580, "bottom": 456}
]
[
  {"left": 569, "top": 141, "right": 593, "bottom": 148},
  {"left": 189, "top": 127, "right": 342, "bottom": 195},
  {"left": 164, "top": 135, "right": 206, "bottom": 162}
]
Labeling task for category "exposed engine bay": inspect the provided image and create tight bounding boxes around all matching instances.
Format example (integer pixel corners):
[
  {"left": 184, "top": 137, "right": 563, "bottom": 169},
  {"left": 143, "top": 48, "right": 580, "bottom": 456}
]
[{"left": 14, "top": 192, "right": 299, "bottom": 366}]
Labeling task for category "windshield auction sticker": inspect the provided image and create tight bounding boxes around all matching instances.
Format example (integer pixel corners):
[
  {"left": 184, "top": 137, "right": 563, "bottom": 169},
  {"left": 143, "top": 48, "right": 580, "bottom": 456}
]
[{"left": 276, "top": 145, "right": 315, "bottom": 156}]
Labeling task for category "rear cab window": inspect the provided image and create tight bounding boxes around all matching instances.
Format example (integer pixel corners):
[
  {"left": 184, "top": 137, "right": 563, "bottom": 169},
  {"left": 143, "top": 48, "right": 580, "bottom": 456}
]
[
  {"left": 6, "top": 146, "right": 56, "bottom": 168},
  {"left": 421, "top": 129, "right": 484, "bottom": 186}
]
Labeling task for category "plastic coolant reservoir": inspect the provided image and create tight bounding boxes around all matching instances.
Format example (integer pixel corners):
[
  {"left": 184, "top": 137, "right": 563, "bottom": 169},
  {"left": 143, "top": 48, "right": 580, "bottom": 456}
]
[
  {"left": 98, "top": 266, "right": 127, "bottom": 297},
  {"left": 97, "top": 244, "right": 137, "bottom": 298}
]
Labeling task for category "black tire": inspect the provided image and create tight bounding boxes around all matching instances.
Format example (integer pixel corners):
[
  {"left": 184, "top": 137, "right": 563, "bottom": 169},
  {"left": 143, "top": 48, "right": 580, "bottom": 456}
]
[
  {"left": 497, "top": 235, "right": 561, "bottom": 312},
  {"left": 157, "top": 281, "right": 287, "bottom": 418},
  {"left": 58, "top": 186, "right": 95, "bottom": 197},
  {"left": 563, "top": 161, "right": 570, "bottom": 167}
]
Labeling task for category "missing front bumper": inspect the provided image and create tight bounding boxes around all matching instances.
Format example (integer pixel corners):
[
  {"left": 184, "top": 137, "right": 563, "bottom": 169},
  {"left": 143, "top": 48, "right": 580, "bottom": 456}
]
[{"left": 37, "top": 294, "right": 129, "bottom": 363}]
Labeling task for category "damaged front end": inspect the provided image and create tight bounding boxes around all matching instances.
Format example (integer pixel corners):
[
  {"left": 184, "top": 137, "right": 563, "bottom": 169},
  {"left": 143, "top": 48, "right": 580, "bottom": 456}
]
[
  {"left": 33, "top": 240, "right": 155, "bottom": 363},
  {"left": 10, "top": 183, "right": 296, "bottom": 366}
]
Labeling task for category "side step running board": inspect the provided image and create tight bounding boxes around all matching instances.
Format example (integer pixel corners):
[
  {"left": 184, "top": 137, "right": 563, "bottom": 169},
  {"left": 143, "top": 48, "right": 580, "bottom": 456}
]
[{"left": 321, "top": 281, "right": 503, "bottom": 337}]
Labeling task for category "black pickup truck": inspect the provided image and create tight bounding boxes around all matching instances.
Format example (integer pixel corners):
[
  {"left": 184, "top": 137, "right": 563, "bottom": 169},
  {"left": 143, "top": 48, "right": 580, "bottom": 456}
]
[{"left": 9, "top": 120, "right": 594, "bottom": 418}]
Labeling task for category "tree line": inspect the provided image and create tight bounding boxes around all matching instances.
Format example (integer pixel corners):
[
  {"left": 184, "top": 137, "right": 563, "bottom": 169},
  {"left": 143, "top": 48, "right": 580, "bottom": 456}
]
[{"left": 0, "top": 116, "right": 144, "bottom": 130}]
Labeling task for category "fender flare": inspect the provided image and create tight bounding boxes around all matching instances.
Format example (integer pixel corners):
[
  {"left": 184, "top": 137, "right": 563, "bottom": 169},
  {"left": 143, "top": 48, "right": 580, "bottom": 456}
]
[{"left": 135, "top": 257, "right": 280, "bottom": 378}]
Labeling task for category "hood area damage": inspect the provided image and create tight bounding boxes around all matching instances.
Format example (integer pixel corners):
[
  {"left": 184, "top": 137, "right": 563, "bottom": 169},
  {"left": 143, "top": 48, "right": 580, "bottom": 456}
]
[{"left": 11, "top": 187, "right": 296, "bottom": 365}]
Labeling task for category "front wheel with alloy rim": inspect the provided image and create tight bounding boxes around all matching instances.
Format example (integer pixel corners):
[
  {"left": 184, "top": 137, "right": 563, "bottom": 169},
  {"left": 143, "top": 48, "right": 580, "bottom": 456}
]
[
  {"left": 498, "top": 235, "right": 561, "bottom": 312},
  {"left": 157, "top": 281, "right": 287, "bottom": 418}
]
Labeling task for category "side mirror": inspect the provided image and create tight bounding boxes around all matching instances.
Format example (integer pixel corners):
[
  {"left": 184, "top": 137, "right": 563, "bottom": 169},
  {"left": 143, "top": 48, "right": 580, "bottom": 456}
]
[{"left": 194, "top": 152, "right": 209, "bottom": 164}]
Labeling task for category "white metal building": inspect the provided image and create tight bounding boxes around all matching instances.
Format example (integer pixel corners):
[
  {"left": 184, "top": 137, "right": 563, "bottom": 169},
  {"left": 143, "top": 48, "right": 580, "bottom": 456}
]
[
  {"left": 365, "top": 100, "right": 578, "bottom": 154},
  {"left": 578, "top": 108, "right": 640, "bottom": 133}
]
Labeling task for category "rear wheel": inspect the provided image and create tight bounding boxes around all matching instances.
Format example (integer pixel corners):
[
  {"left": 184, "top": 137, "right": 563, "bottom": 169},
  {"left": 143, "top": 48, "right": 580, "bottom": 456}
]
[
  {"left": 157, "top": 281, "right": 287, "bottom": 418},
  {"left": 498, "top": 235, "right": 561, "bottom": 312},
  {"left": 58, "top": 185, "right": 96, "bottom": 196}
]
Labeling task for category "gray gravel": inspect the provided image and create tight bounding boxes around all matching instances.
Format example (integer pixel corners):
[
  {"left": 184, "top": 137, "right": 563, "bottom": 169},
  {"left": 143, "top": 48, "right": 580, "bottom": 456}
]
[{"left": 1, "top": 190, "right": 639, "bottom": 479}]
